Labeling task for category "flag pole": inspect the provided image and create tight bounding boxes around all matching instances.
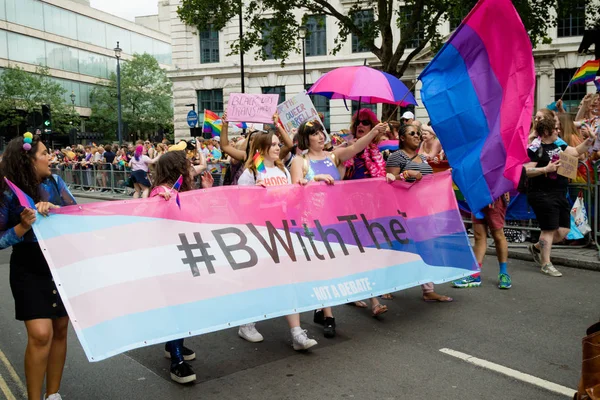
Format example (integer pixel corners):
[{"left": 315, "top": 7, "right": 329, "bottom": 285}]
[
  {"left": 386, "top": 80, "right": 418, "bottom": 122},
  {"left": 560, "top": 70, "right": 579, "bottom": 101}
]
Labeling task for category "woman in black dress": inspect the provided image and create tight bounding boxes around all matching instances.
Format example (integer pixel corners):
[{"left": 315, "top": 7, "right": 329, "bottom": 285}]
[{"left": 0, "top": 134, "right": 76, "bottom": 400}]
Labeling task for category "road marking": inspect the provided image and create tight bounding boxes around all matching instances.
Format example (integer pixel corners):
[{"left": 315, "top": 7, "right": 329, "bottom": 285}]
[
  {"left": 0, "top": 349, "right": 25, "bottom": 398},
  {"left": 439, "top": 348, "right": 576, "bottom": 398},
  {"left": 0, "top": 373, "right": 16, "bottom": 400}
]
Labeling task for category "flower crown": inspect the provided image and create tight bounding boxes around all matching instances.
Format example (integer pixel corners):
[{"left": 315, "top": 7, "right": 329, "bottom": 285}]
[{"left": 22, "top": 132, "right": 33, "bottom": 151}]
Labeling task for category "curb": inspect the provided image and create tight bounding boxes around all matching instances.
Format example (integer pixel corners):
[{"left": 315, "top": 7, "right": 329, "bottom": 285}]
[
  {"left": 486, "top": 248, "right": 600, "bottom": 273},
  {"left": 72, "top": 192, "right": 130, "bottom": 201}
]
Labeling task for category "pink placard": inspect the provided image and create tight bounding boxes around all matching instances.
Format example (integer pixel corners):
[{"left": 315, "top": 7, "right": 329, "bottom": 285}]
[{"left": 226, "top": 93, "right": 279, "bottom": 124}]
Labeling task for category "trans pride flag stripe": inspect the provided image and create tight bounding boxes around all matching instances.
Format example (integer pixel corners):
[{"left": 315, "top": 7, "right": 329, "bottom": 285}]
[
  {"left": 419, "top": 0, "right": 535, "bottom": 213},
  {"left": 33, "top": 172, "right": 477, "bottom": 361}
]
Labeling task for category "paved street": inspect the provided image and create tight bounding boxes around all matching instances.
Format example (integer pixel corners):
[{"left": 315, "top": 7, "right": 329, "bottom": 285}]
[{"left": 0, "top": 196, "right": 597, "bottom": 399}]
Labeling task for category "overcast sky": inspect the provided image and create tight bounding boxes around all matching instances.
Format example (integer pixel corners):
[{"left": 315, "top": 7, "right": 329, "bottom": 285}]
[{"left": 89, "top": 0, "right": 158, "bottom": 21}]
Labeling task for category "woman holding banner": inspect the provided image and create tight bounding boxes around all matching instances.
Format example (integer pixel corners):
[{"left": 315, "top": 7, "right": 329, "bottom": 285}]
[
  {"left": 236, "top": 131, "right": 319, "bottom": 350},
  {"left": 0, "top": 134, "right": 77, "bottom": 400},
  {"left": 386, "top": 124, "right": 453, "bottom": 303},
  {"left": 290, "top": 119, "right": 387, "bottom": 337}
]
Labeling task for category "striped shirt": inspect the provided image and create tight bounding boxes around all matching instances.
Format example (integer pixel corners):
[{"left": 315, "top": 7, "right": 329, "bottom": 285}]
[{"left": 386, "top": 151, "right": 433, "bottom": 182}]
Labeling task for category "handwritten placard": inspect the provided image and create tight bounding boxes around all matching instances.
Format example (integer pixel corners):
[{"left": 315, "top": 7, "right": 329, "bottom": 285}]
[
  {"left": 277, "top": 91, "right": 327, "bottom": 135},
  {"left": 226, "top": 93, "right": 279, "bottom": 124},
  {"left": 557, "top": 152, "right": 578, "bottom": 180}
]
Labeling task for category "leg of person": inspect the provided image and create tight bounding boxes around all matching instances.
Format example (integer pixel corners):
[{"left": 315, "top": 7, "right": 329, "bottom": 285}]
[
  {"left": 132, "top": 183, "right": 141, "bottom": 198},
  {"left": 141, "top": 184, "right": 150, "bottom": 198},
  {"left": 238, "top": 323, "right": 264, "bottom": 343},
  {"left": 539, "top": 230, "right": 562, "bottom": 277},
  {"left": 368, "top": 297, "right": 388, "bottom": 317},
  {"left": 285, "top": 314, "right": 317, "bottom": 351},
  {"left": 164, "top": 339, "right": 196, "bottom": 361},
  {"left": 322, "top": 307, "right": 336, "bottom": 339},
  {"left": 453, "top": 220, "right": 485, "bottom": 288},
  {"left": 44, "top": 316, "right": 69, "bottom": 398},
  {"left": 24, "top": 319, "right": 54, "bottom": 400},
  {"left": 491, "top": 228, "right": 511, "bottom": 289},
  {"left": 167, "top": 338, "right": 196, "bottom": 384},
  {"left": 422, "top": 283, "right": 453, "bottom": 302}
]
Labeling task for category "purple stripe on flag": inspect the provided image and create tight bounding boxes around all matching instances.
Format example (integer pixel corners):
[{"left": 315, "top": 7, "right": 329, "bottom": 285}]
[{"left": 450, "top": 24, "right": 514, "bottom": 200}]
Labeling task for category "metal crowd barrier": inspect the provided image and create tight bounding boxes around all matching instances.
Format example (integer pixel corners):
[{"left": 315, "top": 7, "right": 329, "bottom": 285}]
[{"left": 51, "top": 162, "right": 135, "bottom": 195}]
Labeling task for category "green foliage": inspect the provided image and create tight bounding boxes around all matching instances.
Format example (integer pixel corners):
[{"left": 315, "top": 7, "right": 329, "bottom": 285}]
[
  {"left": 0, "top": 65, "right": 78, "bottom": 134},
  {"left": 178, "top": 0, "right": 599, "bottom": 79},
  {"left": 88, "top": 53, "right": 173, "bottom": 141}
]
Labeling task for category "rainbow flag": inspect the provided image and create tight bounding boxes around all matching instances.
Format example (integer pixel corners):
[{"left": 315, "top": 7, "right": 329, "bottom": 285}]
[
  {"left": 571, "top": 60, "right": 600, "bottom": 85},
  {"left": 203, "top": 110, "right": 222, "bottom": 137},
  {"left": 253, "top": 151, "right": 266, "bottom": 174},
  {"left": 172, "top": 175, "right": 183, "bottom": 209},
  {"left": 4, "top": 178, "right": 36, "bottom": 209}
]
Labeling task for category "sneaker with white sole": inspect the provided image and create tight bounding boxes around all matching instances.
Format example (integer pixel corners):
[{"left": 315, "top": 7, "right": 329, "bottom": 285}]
[
  {"left": 164, "top": 343, "right": 196, "bottom": 361},
  {"left": 528, "top": 244, "right": 542, "bottom": 266},
  {"left": 170, "top": 361, "right": 196, "bottom": 384},
  {"left": 45, "top": 394, "right": 63, "bottom": 400},
  {"left": 238, "top": 323, "right": 264, "bottom": 342},
  {"left": 541, "top": 263, "right": 563, "bottom": 277},
  {"left": 292, "top": 329, "right": 318, "bottom": 351}
]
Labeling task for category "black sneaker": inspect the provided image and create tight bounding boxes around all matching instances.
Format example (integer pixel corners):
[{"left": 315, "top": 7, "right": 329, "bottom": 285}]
[
  {"left": 323, "top": 317, "right": 336, "bottom": 338},
  {"left": 313, "top": 310, "right": 325, "bottom": 325},
  {"left": 164, "top": 344, "right": 196, "bottom": 361},
  {"left": 170, "top": 361, "right": 196, "bottom": 384}
]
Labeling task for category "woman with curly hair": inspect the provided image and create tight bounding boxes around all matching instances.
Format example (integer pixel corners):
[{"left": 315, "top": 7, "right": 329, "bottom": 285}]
[
  {"left": 149, "top": 150, "right": 213, "bottom": 384},
  {"left": 0, "top": 134, "right": 76, "bottom": 400}
]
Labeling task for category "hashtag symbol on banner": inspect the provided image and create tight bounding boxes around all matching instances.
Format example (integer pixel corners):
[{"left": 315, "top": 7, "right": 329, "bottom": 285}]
[{"left": 177, "top": 232, "right": 216, "bottom": 277}]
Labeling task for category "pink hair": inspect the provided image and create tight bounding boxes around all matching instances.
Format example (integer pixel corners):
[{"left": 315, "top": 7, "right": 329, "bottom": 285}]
[
  {"left": 351, "top": 108, "right": 379, "bottom": 135},
  {"left": 134, "top": 145, "right": 143, "bottom": 161},
  {"left": 345, "top": 108, "right": 385, "bottom": 178}
]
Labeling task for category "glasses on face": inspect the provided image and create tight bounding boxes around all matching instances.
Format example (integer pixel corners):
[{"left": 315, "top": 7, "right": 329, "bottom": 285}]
[
  {"left": 357, "top": 119, "right": 372, "bottom": 126},
  {"left": 406, "top": 131, "right": 421, "bottom": 137}
]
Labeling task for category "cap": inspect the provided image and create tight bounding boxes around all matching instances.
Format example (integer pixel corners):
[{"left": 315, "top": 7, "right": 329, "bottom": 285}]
[{"left": 401, "top": 111, "right": 415, "bottom": 120}]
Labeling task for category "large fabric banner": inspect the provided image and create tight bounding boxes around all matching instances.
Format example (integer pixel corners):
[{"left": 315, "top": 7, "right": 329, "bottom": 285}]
[{"left": 33, "top": 171, "right": 477, "bottom": 362}]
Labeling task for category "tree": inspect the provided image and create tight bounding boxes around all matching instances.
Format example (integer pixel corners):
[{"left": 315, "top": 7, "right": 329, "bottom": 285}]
[
  {"left": 88, "top": 53, "right": 173, "bottom": 142},
  {"left": 178, "top": 0, "right": 599, "bottom": 118},
  {"left": 0, "top": 65, "right": 78, "bottom": 136}
]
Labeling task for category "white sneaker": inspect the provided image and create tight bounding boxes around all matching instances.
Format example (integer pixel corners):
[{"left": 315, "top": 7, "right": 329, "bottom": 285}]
[
  {"left": 238, "top": 323, "right": 264, "bottom": 342},
  {"left": 45, "top": 394, "right": 63, "bottom": 400},
  {"left": 292, "top": 329, "right": 318, "bottom": 351},
  {"left": 541, "top": 263, "right": 563, "bottom": 277}
]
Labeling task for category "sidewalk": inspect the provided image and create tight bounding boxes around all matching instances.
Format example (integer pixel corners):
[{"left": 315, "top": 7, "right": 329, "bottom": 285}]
[
  {"left": 72, "top": 189, "right": 600, "bottom": 273},
  {"left": 486, "top": 240, "right": 600, "bottom": 272}
]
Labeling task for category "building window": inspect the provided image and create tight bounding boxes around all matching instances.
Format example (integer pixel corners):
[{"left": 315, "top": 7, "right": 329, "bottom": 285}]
[
  {"left": 352, "top": 10, "right": 374, "bottom": 53},
  {"left": 197, "top": 89, "right": 224, "bottom": 120},
  {"left": 401, "top": 7, "right": 424, "bottom": 49},
  {"left": 200, "top": 25, "right": 219, "bottom": 63},
  {"left": 557, "top": 1, "right": 585, "bottom": 38},
  {"left": 262, "top": 23, "right": 275, "bottom": 60},
  {"left": 307, "top": 85, "right": 330, "bottom": 131},
  {"left": 351, "top": 101, "right": 377, "bottom": 117},
  {"left": 262, "top": 86, "right": 285, "bottom": 105},
  {"left": 555, "top": 69, "right": 587, "bottom": 113},
  {"left": 305, "top": 15, "right": 326, "bottom": 56}
]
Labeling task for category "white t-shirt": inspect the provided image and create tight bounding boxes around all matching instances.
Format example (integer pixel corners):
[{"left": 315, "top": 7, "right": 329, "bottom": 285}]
[
  {"left": 237, "top": 165, "right": 291, "bottom": 187},
  {"left": 130, "top": 155, "right": 152, "bottom": 172}
]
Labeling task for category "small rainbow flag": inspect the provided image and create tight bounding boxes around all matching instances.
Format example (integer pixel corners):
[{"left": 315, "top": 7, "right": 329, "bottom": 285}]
[
  {"left": 203, "top": 110, "right": 222, "bottom": 137},
  {"left": 252, "top": 151, "right": 266, "bottom": 174},
  {"left": 4, "top": 178, "right": 37, "bottom": 209},
  {"left": 571, "top": 60, "right": 600, "bottom": 85},
  {"left": 377, "top": 140, "right": 399, "bottom": 152},
  {"left": 171, "top": 175, "right": 183, "bottom": 209}
]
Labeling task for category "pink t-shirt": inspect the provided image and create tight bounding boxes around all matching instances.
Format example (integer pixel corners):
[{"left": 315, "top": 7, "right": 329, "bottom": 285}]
[{"left": 149, "top": 185, "right": 174, "bottom": 198}]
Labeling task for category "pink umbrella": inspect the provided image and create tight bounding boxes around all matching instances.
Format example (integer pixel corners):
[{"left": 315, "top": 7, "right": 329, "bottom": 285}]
[{"left": 307, "top": 66, "right": 417, "bottom": 106}]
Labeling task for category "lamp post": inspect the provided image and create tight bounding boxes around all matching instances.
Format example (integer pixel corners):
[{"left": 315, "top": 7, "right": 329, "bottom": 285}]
[
  {"left": 298, "top": 26, "right": 307, "bottom": 88},
  {"left": 114, "top": 41, "right": 123, "bottom": 145},
  {"left": 70, "top": 91, "right": 76, "bottom": 111}
]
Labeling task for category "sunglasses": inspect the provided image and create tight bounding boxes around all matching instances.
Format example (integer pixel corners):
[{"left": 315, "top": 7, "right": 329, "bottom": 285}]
[
  {"left": 405, "top": 131, "right": 421, "bottom": 137},
  {"left": 357, "top": 119, "right": 372, "bottom": 126}
]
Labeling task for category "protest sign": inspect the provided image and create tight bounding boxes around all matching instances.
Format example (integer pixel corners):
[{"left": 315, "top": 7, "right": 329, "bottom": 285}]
[
  {"left": 32, "top": 171, "right": 476, "bottom": 362},
  {"left": 558, "top": 152, "right": 578, "bottom": 180},
  {"left": 277, "top": 91, "right": 327, "bottom": 134},
  {"left": 226, "top": 93, "right": 279, "bottom": 124}
]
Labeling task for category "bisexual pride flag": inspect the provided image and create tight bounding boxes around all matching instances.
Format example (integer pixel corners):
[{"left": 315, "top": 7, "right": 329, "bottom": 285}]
[
  {"left": 420, "top": 0, "right": 535, "bottom": 213},
  {"left": 32, "top": 172, "right": 476, "bottom": 361}
]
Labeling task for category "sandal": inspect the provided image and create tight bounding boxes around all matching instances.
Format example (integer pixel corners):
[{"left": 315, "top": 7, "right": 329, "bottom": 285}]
[
  {"left": 423, "top": 294, "right": 454, "bottom": 303},
  {"left": 347, "top": 301, "right": 368, "bottom": 308},
  {"left": 372, "top": 303, "right": 388, "bottom": 317},
  {"left": 380, "top": 294, "right": 394, "bottom": 300}
]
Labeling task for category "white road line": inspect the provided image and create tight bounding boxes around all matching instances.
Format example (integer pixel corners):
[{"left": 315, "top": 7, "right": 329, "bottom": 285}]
[
  {"left": 0, "top": 349, "right": 25, "bottom": 398},
  {"left": 0, "top": 373, "right": 16, "bottom": 400},
  {"left": 439, "top": 348, "right": 576, "bottom": 398}
]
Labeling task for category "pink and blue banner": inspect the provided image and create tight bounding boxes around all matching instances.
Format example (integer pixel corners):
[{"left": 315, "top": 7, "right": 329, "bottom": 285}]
[
  {"left": 32, "top": 171, "right": 476, "bottom": 362},
  {"left": 419, "top": 0, "right": 535, "bottom": 213}
]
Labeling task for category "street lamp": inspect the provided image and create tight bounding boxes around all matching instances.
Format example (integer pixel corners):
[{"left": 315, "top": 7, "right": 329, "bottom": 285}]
[
  {"left": 298, "top": 26, "right": 307, "bottom": 88},
  {"left": 114, "top": 41, "right": 123, "bottom": 145},
  {"left": 70, "top": 91, "right": 76, "bottom": 110}
]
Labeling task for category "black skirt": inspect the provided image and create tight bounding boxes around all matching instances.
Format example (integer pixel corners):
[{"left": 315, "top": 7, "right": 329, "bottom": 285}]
[
  {"left": 131, "top": 170, "right": 151, "bottom": 187},
  {"left": 9, "top": 243, "right": 67, "bottom": 321}
]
